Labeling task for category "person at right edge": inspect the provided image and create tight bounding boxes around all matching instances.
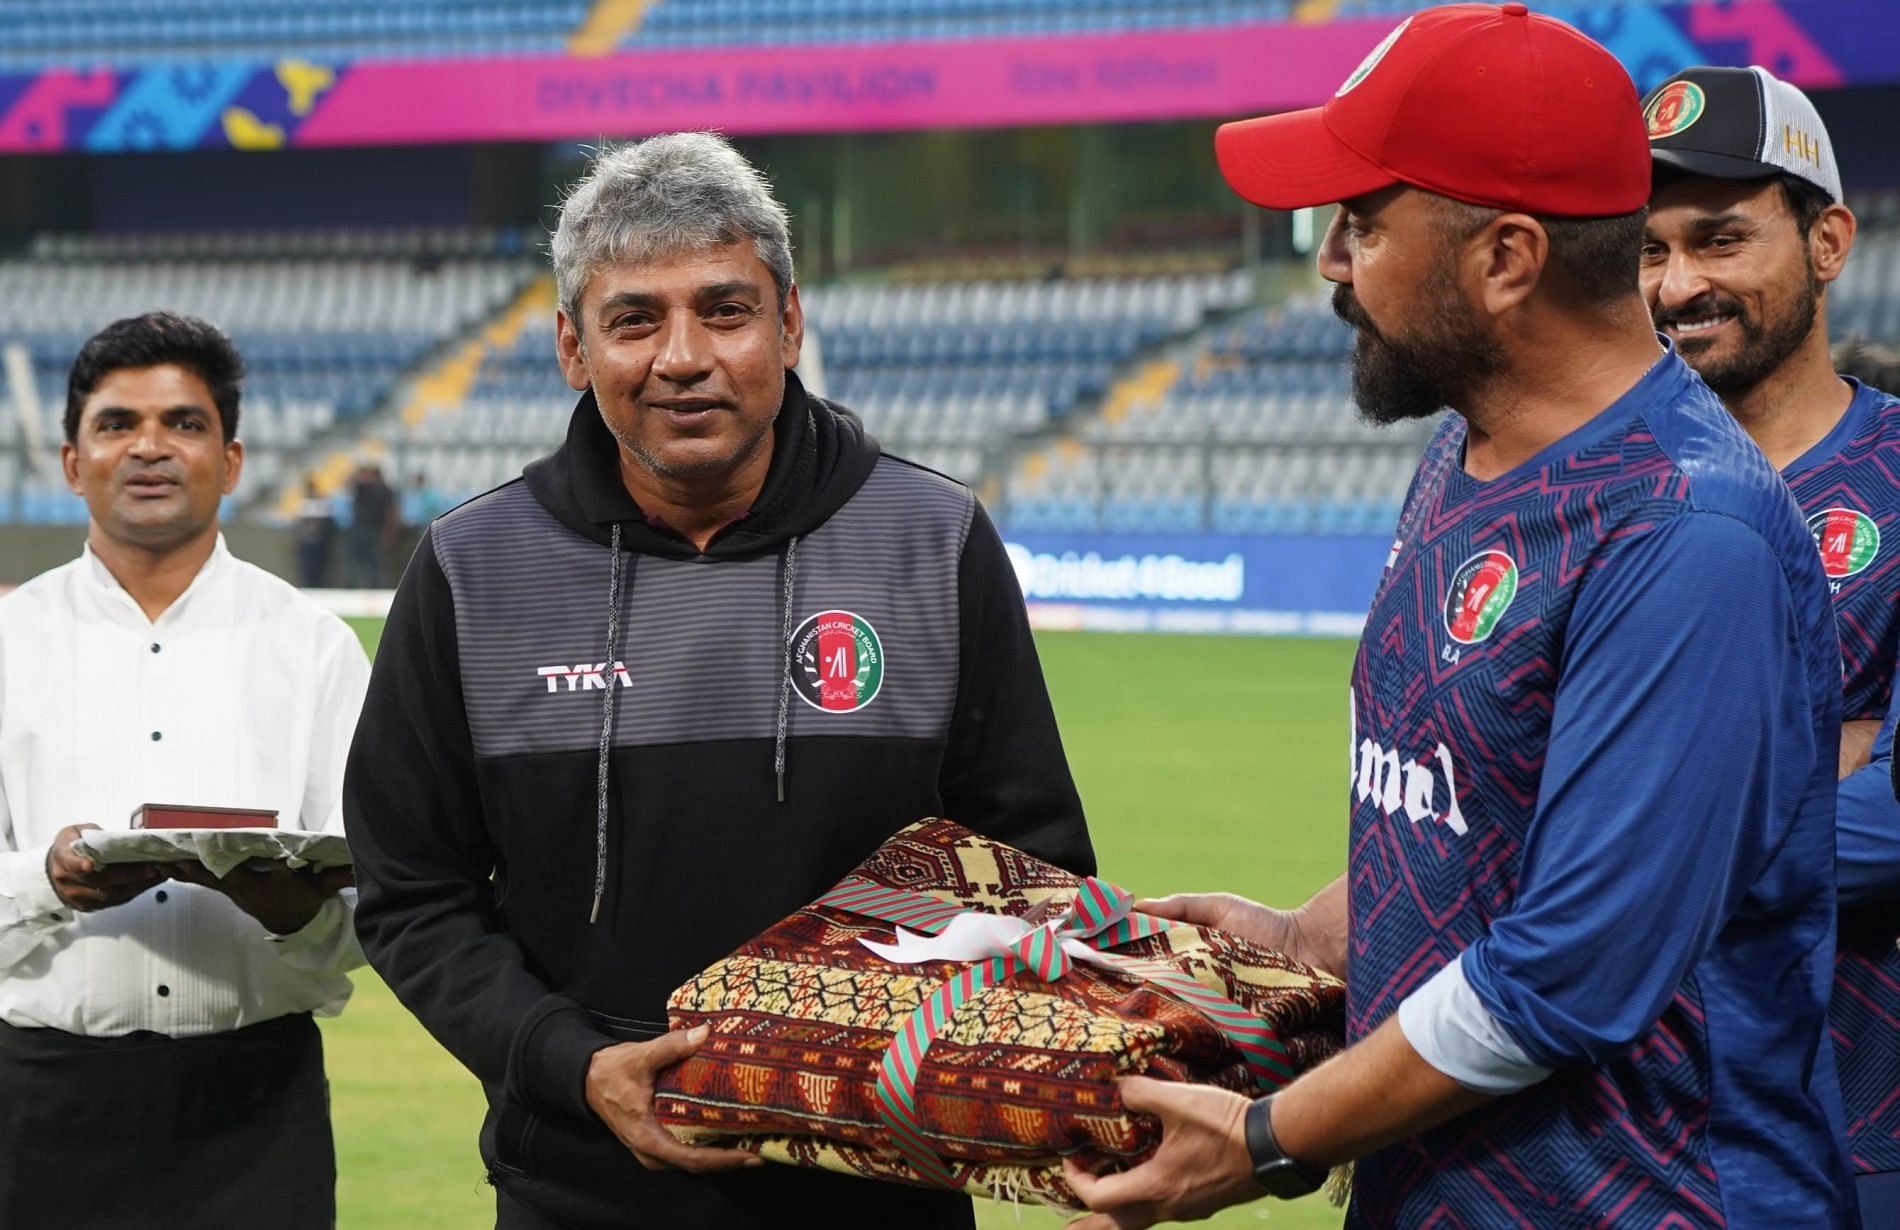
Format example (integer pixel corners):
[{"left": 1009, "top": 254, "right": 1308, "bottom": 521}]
[
  {"left": 1643, "top": 65, "right": 1900, "bottom": 1227},
  {"left": 1062, "top": 6, "right": 1856, "bottom": 1230},
  {"left": 341, "top": 133, "right": 1092, "bottom": 1230}
]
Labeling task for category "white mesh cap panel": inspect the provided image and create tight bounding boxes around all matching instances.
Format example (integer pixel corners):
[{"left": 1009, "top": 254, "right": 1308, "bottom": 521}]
[{"left": 1751, "top": 66, "right": 1843, "bottom": 203}]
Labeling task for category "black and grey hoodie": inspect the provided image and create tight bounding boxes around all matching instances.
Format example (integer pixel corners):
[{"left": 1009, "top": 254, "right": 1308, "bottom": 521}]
[{"left": 345, "top": 373, "right": 1094, "bottom": 1230}]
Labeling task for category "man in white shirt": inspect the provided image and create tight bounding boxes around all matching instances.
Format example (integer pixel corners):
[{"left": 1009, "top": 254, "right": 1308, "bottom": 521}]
[{"left": 0, "top": 312, "right": 370, "bottom": 1228}]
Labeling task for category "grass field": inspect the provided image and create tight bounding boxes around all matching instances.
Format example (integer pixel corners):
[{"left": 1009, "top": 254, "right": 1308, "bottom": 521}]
[{"left": 330, "top": 619, "right": 1355, "bottom": 1229}]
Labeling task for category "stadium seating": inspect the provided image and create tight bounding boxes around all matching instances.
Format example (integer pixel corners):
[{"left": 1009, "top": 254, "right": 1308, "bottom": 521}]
[
  {"left": 1003, "top": 188, "right": 1900, "bottom": 535},
  {"left": 813, "top": 271, "right": 1250, "bottom": 484},
  {"left": 624, "top": 0, "right": 1524, "bottom": 50},
  {"left": 0, "top": 230, "right": 539, "bottom": 523},
  {"left": 380, "top": 316, "right": 564, "bottom": 506},
  {"left": 15, "top": 183, "right": 1899, "bottom": 536},
  {"left": 384, "top": 269, "right": 1252, "bottom": 503},
  {"left": 0, "top": 0, "right": 592, "bottom": 70},
  {"left": 28, "top": 227, "right": 538, "bottom": 263},
  {"left": 630, "top": 0, "right": 1296, "bottom": 48},
  {"left": 1829, "top": 226, "right": 1900, "bottom": 345},
  {"left": 1003, "top": 293, "right": 1431, "bottom": 534},
  {"left": 0, "top": 0, "right": 1641, "bottom": 69}
]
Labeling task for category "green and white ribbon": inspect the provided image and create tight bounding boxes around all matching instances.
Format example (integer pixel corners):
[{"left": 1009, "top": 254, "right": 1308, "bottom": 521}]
[{"left": 812, "top": 875, "right": 1295, "bottom": 1188}]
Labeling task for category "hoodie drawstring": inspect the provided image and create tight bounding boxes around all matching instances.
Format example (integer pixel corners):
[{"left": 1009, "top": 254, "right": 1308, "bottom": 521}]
[
  {"left": 774, "top": 536, "right": 800, "bottom": 804},
  {"left": 590, "top": 522, "right": 628, "bottom": 925},
  {"left": 591, "top": 526, "right": 793, "bottom": 921}
]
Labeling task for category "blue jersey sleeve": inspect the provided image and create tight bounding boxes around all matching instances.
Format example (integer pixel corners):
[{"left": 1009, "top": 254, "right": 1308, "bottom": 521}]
[
  {"left": 1839, "top": 706, "right": 1900, "bottom": 908},
  {"left": 1462, "top": 511, "right": 1828, "bottom": 1068}
]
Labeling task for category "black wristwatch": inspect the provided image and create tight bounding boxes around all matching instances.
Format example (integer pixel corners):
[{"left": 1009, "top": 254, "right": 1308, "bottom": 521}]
[{"left": 1244, "top": 1094, "right": 1326, "bottom": 1199}]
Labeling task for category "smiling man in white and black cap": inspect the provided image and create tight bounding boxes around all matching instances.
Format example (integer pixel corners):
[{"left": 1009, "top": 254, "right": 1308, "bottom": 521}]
[
  {"left": 1643, "top": 66, "right": 1863, "bottom": 479},
  {"left": 1644, "top": 64, "right": 1900, "bottom": 1226}
]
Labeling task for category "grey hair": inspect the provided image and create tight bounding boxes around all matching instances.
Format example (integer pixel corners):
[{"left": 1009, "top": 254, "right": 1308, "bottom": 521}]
[{"left": 551, "top": 132, "right": 794, "bottom": 325}]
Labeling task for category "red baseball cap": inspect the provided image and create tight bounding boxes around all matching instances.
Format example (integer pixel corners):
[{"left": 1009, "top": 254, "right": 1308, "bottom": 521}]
[{"left": 1216, "top": 3, "right": 1648, "bottom": 217}]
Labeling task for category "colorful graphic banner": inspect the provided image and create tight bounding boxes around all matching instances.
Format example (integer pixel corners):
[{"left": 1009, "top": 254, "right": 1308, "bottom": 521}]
[{"left": 0, "top": 1, "right": 1891, "bottom": 154}]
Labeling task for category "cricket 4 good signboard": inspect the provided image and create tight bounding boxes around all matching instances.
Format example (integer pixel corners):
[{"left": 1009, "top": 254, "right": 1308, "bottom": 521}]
[{"left": 1006, "top": 532, "right": 1388, "bottom": 636}]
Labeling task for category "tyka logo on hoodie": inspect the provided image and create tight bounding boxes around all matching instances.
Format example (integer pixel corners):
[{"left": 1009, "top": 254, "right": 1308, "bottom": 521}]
[
  {"left": 535, "top": 661, "right": 633, "bottom": 693},
  {"left": 791, "top": 611, "right": 884, "bottom": 712}
]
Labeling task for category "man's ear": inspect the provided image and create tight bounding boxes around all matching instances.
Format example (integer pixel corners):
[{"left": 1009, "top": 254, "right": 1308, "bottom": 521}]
[
  {"left": 779, "top": 283, "right": 805, "bottom": 371},
  {"left": 556, "top": 310, "right": 591, "bottom": 393},
  {"left": 1471, "top": 213, "right": 1548, "bottom": 318},
  {"left": 220, "top": 438, "right": 245, "bottom": 498},
  {"left": 1811, "top": 203, "right": 1856, "bottom": 288}
]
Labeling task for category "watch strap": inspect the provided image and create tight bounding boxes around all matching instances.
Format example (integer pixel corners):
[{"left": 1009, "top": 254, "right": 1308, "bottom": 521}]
[{"left": 1244, "top": 1094, "right": 1325, "bottom": 1197}]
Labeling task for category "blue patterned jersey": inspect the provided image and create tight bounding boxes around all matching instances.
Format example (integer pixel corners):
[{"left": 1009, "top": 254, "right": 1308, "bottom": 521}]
[
  {"left": 1787, "top": 379, "right": 1900, "bottom": 721},
  {"left": 1789, "top": 378, "right": 1900, "bottom": 1177},
  {"left": 1344, "top": 353, "right": 1855, "bottom": 1228}
]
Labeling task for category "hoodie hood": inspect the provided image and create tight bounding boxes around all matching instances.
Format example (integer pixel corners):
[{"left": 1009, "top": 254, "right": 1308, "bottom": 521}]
[
  {"left": 523, "top": 370, "right": 881, "bottom": 559},
  {"left": 520, "top": 369, "right": 881, "bottom": 922}
]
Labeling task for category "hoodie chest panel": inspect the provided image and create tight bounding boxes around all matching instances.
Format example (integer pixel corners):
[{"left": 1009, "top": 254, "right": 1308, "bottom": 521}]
[{"left": 441, "top": 466, "right": 969, "bottom": 759}]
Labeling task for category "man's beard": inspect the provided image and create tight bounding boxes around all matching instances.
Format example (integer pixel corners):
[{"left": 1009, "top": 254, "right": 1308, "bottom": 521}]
[
  {"left": 1653, "top": 263, "right": 1819, "bottom": 398},
  {"left": 1332, "top": 271, "right": 1503, "bottom": 426},
  {"left": 612, "top": 415, "right": 774, "bottom": 482}
]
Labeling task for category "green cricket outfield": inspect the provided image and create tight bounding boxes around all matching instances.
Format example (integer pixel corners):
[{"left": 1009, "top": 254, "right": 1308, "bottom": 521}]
[{"left": 328, "top": 621, "right": 1355, "bottom": 1230}]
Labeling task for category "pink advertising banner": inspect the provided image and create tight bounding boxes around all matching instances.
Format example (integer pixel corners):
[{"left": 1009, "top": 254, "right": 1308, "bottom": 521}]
[{"left": 292, "top": 21, "right": 1398, "bottom": 147}]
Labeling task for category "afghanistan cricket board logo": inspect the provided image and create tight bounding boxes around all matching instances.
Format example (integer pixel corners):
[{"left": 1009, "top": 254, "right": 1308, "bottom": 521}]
[
  {"left": 1337, "top": 16, "right": 1411, "bottom": 97},
  {"left": 792, "top": 610, "right": 884, "bottom": 712},
  {"left": 1645, "top": 81, "right": 1706, "bottom": 140},
  {"left": 1809, "top": 508, "right": 1881, "bottom": 579},
  {"left": 1443, "top": 550, "right": 1519, "bottom": 645}
]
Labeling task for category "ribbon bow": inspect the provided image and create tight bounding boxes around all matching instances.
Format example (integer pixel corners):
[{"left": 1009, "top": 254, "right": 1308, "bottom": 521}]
[{"left": 814, "top": 875, "right": 1294, "bottom": 1189}]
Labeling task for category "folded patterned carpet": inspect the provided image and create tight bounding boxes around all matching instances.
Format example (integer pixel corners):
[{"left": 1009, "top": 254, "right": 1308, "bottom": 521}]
[{"left": 655, "top": 818, "right": 1345, "bottom": 1210}]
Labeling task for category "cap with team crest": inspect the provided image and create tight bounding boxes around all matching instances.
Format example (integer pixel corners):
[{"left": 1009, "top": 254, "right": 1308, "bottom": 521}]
[
  {"left": 1644, "top": 66, "right": 1842, "bottom": 204},
  {"left": 1215, "top": 3, "right": 1649, "bottom": 217}
]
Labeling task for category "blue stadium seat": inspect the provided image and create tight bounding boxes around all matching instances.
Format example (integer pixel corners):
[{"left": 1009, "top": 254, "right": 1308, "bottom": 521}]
[
  {"left": 618, "top": 0, "right": 1463, "bottom": 53},
  {"left": 2, "top": 0, "right": 592, "bottom": 67},
  {"left": 0, "top": 230, "right": 539, "bottom": 514}
]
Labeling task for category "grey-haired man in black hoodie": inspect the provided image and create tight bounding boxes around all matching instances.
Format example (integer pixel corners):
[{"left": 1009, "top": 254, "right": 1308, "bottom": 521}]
[{"left": 344, "top": 132, "right": 1094, "bottom": 1230}]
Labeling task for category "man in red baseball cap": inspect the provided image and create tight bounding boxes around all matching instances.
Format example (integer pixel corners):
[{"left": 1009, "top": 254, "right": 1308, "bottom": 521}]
[{"left": 1068, "top": 5, "right": 1857, "bottom": 1228}]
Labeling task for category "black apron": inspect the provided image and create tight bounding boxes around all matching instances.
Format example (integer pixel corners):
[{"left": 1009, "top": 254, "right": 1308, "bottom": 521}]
[{"left": 0, "top": 1013, "right": 334, "bottom": 1229}]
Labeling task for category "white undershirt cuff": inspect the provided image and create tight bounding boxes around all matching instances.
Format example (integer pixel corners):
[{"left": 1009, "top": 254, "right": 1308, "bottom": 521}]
[{"left": 1398, "top": 950, "right": 1554, "bottom": 1095}]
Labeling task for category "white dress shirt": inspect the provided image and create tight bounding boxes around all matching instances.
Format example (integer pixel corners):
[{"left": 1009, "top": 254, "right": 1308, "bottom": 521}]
[{"left": 0, "top": 536, "right": 370, "bottom": 1036}]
